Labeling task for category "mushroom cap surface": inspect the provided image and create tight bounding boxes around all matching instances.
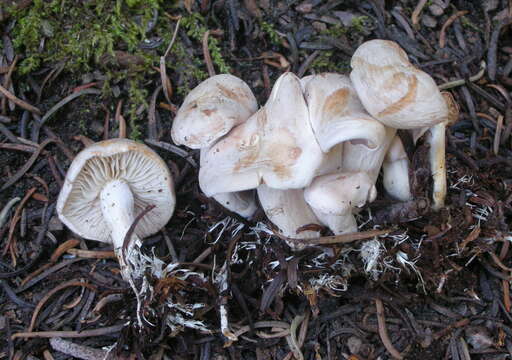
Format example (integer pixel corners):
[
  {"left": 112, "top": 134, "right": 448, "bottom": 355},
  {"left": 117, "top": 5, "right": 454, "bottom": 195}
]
[
  {"left": 304, "top": 172, "right": 377, "bottom": 216},
  {"left": 301, "top": 73, "right": 386, "bottom": 152},
  {"left": 171, "top": 74, "right": 258, "bottom": 149},
  {"left": 350, "top": 39, "right": 449, "bottom": 129},
  {"left": 57, "top": 139, "right": 175, "bottom": 243},
  {"left": 199, "top": 72, "right": 324, "bottom": 196}
]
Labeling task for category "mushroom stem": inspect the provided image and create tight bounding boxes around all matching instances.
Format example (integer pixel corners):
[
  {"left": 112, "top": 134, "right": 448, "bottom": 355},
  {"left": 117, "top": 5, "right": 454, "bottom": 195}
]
[
  {"left": 257, "top": 185, "right": 321, "bottom": 247},
  {"left": 212, "top": 191, "right": 258, "bottom": 219},
  {"left": 100, "top": 179, "right": 140, "bottom": 278},
  {"left": 304, "top": 172, "right": 377, "bottom": 235},
  {"left": 426, "top": 122, "right": 447, "bottom": 210},
  {"left": 383, "top": 135, "right": 412, "bottom": 202}
]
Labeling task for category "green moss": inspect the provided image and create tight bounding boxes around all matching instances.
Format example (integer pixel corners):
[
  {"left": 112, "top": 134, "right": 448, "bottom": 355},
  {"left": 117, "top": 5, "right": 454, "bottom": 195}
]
[
  {"left": 259, "top": 20, "right": 281, "bottom": 45},
  {"left": 168, "top": 41, "right": 208, "bottom": 97},
  {"left": 10, "top": 0, "right": 164, "bottom": 136},
  {"left": 309, "top": 51, "right": 350, "bottom": 74},
  {"left": 126, "top": 77, "right": 147, "bottom": 141},
  {"left": 350, "top": 16, "right": 370, "bottom": 33},
  {"left": 181, "top": 13, "right": 231, "bottom": 74},
  {"left": 320, "top": 24, "right": 347, "bottom": 38},
  {"left": 12, "top": 0, "right": 160, "bottom": 74}
]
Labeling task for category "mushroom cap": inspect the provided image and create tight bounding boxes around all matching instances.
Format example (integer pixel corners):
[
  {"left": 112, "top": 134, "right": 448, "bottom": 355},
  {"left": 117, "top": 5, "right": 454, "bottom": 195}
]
[
  {"left": 199, "top": 72, "right": 324, "bottom": 196},
  {"left": 304, "top": 172, "right": 377, "bottom": 216},
  {"left": 301, "top": 73, "right": 386, "bottom": 152},
  {"left": 350, "top": 39, "right": 449, "bottom": 129},
  {"left": 57, "top": 139, "right": 175, "bottom": 243},
  {"left": 171, "top": 74, "right": 258, "bottom": 149}
]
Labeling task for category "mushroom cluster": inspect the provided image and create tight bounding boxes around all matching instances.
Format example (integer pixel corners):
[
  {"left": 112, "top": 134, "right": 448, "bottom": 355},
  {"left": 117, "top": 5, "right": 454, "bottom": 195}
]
[{"left": 172, "top": 39, "right": 458, "bottom": 244}]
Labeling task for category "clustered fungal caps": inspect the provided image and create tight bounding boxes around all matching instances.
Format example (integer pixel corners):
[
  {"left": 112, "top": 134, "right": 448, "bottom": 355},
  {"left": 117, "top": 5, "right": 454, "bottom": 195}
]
[{"left": 171, "top": 39, "right": 459, "bottom": 243}]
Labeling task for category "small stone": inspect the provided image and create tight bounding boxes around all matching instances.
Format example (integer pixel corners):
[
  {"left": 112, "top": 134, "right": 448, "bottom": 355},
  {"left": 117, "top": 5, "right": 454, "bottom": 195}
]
[
  {"left": 333, "top": 10, "right": 358, "bottom": 27},
  {"left": 312, "top": 21, "right": 327, "bottom": 32},
  {"left": 422, "top": 14, "right": 437, "bottom": 28},
  {"left": 465, "top": 326, "right": 494, "bottom": 350},
  {"left": 429, "top": 4, "right": 444, "bottom": 16},
  {"left": 347, "top": 336, "right": 363, "bottom": 354},
  {"left": 295, "top": 1, "right": 313, "bottom": 13}
]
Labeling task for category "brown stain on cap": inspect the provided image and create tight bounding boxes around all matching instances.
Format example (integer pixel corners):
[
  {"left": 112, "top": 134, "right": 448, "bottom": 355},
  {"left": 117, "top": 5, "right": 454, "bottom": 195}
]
[
  {"left": 322, "top": 88, "right": 350, "bottom": 118},
  {"left": 377, "top": 73, "right": 418, "bottom": 118}
]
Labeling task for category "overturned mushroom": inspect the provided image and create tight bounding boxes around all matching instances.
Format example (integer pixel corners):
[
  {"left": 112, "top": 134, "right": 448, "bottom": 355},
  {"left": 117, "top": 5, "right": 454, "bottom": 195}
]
[
  {"left": 171, "top": 74, "right": 259, "bottom": 217},
  {"left": 350, "top": 39, "right": 458, "bottom": 208},
  {"left": 57, "top": 139, "right": 175, "bottom": 280},
  {"left": 257, "top": 144, "right": 343, "bottom": 241},
  {"left": 199, "top": 72, "right": 324, "bottom": 196},
  {"left": 304, "top": 172, "right": 377, "bottom": 235}
]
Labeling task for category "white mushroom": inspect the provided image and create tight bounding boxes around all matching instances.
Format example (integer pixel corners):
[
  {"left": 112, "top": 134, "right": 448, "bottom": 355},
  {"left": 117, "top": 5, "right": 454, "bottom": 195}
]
[
  {"left": 350, "top": 39, "right": 458, "bottom": 209},
  {"left": 212, "top": 191, "right": 258, "bottom": 219},
  {"left": 199, "top": 72, "right": 324, "bottom": 196},
  {"left": 426, "top": 92, "right": 459, "bottom": 209},
  {"left": 171, "top": 74, "right": 258, "bottom": 149},
  {"left": 257, "top": 185, "right": 321, "bottom": 241},
  {"left": 256, "top": 144, "right": 343, "bottom": 241},
  {"left": 171, "top": 74, "right": 260, "bottom": 218},
  {"left": 350, "top": 39, "right": 450, "bottom": 130},
  {"left": 254, "top": 73, "right": 386, "bottom": 239},
  {"left": 304, "top": 172, "right": 377, "bottom": 235},
  {"left": 301, "top": 73, "right": 386, "bottom": 152},
  {"left": 342, "top": 125, "right": 397, "bottom": 184},
  {"left": 382, "top": 135, "right": 412, "bottom": 202},
  {"left": 57, "top": 139, "right": 175, "bottom": 280}
]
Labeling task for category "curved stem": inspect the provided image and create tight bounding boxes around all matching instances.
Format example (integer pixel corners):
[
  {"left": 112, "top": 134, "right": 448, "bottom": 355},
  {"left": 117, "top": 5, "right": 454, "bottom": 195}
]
[{"left": 100, "top": 179, "right": 140, "bottom": 279}]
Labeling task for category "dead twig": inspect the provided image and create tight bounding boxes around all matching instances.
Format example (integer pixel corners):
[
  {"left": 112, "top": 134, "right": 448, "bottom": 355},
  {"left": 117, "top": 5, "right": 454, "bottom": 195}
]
[
  {"left": 39, "top": 88, "right": 101, "bottom": 127},
  {"left": 28, "top": 279, "right": 96, "bottom": 333},
  {"left": 4, "top": 187, "right": 37, "bottom": 262},
  {"left": 115, "top": 99, "right": 126, "bottom": 138},
  {"left": 411, "top": 0, "right": 428, "bottom": 26},
  {"left": 203, "top": 30, "right": 216, "bottom": 77},
  {"left": 66, "top": 249, "right": 116, "bottom": 259},
  {"left": 2, "top": 55, "right": 19, "bottom": 114},
  {"left": 148, "top": 86, "right": 162, "bottom": 140},
  {"left": 439, "top": 11, "right": 469, "bottom": 48},
  {"left": 1, "top": 139, "right": 55, "bottom": 191},
  {"left": 50, "top": 338, "right": 108, "bottom": 360},
  {"left": 12, "top": 324, "right": 126, "bottom": 339},
  {"left": 375, "top": 298, "right": 403, "bottom": 359},
  {"left": 160, "top": 17, "right": 180, "bottom": 103},
  {"left": 50, "top": 239, "right": 81, "bottom": 262},
  {"left": 0, "top": 83, "right": 41, "bottom": 114}
]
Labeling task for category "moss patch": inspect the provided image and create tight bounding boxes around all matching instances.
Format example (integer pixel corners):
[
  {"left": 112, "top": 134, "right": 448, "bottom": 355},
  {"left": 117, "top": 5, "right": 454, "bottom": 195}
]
[{"left": 9, "top": 0, "right": 221, "bottom": 139}]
